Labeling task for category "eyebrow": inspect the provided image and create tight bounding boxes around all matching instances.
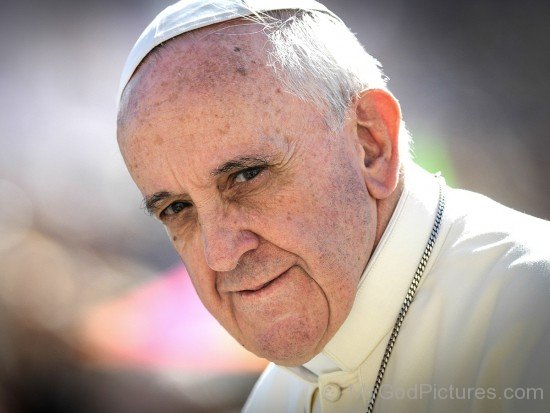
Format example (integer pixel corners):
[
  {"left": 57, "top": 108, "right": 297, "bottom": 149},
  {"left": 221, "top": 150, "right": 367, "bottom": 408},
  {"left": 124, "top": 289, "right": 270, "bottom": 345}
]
[
  {"left": 143, "top": 155, "right": 272, "bottom": 215},
  {"left": 143, "top": 191, "right": 173, "bottom": 215},
  {"left": 211, "top": 155, "right": 270, "bottom": 176}
]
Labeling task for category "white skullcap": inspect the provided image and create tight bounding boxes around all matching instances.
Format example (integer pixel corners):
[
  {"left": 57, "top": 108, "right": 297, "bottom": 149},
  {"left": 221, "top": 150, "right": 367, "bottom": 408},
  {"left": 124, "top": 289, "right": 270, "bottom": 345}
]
[{"left": 118, "top": 0, "right": 336, "bottom": 103}]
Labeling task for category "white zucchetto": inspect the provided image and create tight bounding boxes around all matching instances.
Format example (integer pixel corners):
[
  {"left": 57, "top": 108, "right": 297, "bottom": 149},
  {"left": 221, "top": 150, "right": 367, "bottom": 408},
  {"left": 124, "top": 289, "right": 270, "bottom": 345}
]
[{"left": 118, "top": 0, "right": 336, "bottom": 103}]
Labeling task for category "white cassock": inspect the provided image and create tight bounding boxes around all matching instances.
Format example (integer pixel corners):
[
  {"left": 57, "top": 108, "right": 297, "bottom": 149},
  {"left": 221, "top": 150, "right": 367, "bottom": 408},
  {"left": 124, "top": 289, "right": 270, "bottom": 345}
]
[{"left": 243, "top": 165, "right": 550, "bottom": 413}]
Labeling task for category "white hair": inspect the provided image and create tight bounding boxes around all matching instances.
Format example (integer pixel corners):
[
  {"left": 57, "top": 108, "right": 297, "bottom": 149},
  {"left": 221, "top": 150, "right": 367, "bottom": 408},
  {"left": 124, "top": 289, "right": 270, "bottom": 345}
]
[{"left": 248, "top": 9, "right": 412, "bottom": 160}]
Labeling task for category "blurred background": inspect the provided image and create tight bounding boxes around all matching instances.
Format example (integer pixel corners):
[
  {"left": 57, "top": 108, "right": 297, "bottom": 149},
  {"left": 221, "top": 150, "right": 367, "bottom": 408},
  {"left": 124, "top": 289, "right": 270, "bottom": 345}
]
[{"left": 0, "top": 0, "right": 549, "bottom": 411}]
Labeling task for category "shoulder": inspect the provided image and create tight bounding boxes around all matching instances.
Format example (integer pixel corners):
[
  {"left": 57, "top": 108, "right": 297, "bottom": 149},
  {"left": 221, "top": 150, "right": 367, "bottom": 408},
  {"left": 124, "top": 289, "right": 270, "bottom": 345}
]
[
  {"left": 424, "top": 186, "right": 550, "bottom": 343},
  {"left": 440, "top": 186, "right": 550, "bottom": 276},
  {"left": 433, "top": 186, "right": 550, "bottom": 305},
  {"left": 430, "top": 186, "right": 550, "bottom": 352},
  {"left": 417, "top": 187, "right": 550, "bottom": 390}
]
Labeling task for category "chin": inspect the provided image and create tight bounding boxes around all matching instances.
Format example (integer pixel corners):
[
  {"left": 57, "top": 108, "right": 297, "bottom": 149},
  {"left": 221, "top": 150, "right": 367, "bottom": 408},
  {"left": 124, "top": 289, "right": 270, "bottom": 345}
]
[
  {"left": 258, "top": 346, "right": 317, "bottom": 367},
  {"left": 248, "top": 317, "right": 326, "bottom": 366},
  {"left": 270, "top": 353, "right": 317, "bottom": 367}
]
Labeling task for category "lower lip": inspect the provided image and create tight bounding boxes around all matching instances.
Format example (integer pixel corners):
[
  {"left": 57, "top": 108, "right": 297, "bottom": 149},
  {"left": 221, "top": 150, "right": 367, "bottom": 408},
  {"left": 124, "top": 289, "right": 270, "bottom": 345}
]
[{"left": 238, "top": 268, "right": 292, "bottom": 299}]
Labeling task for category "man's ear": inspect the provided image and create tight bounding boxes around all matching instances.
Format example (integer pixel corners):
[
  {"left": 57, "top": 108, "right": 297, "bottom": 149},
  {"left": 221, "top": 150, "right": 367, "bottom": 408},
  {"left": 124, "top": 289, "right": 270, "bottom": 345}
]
[{"left": 354, "top": 89, "right": 401, "bottom": 200}]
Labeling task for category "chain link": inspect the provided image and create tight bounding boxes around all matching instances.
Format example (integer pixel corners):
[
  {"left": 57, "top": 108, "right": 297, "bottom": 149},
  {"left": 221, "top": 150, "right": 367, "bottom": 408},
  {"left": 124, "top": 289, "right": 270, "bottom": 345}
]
[{"left": 366, "top": 176, "right": 446, "bottom": 413}]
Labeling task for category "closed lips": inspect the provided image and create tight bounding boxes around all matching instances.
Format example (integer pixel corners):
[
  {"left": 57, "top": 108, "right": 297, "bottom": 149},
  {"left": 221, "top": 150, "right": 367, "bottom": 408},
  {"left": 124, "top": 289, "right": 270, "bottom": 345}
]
[{"left": 237, "top": 267, "right": 292, "bottom": 296}]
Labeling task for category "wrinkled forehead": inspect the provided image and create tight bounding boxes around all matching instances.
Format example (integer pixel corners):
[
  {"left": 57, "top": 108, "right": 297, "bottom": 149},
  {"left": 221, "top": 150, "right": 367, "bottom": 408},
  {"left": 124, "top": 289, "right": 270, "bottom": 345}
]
[
  {"left": 116, "top": 18, "right": 330, "bottom": 194},
  {"left": 118, "top": 20, "right": 274, "bottom": 129},
  {"left": 116, "top": 18, "right": 333, "bottom": 200}
]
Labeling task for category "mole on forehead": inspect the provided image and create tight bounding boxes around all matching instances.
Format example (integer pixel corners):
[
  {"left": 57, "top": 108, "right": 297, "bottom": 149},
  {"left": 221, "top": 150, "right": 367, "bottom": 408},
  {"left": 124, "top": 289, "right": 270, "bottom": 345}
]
[
  {"left": 126, "top": 35, "right": 267, "bottom": 109},
  {"left": 139, "top": 51, "right": 272, "bottom": 121},
  {"left": 143, "top": 20, "right": 267, "bottom": 73},
  {"left": 119, "top": 22, "right": 277, "bottom": 129}
]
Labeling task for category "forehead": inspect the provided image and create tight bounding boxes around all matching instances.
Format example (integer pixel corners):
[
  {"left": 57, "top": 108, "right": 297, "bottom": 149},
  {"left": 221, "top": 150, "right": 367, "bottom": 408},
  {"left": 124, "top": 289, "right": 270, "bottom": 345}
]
[
  {"left": 117, "top": 23, "right": 327, "bottom": 194},
  {"left": 120, "top": 21, "right": 275, "bottom": 119}
]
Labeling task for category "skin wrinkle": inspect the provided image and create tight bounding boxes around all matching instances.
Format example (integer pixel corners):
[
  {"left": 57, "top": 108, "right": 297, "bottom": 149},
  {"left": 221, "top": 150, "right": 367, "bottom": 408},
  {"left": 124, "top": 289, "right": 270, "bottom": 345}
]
[{"left": 118, "top": 21, "right": 402, "bottom": 366}]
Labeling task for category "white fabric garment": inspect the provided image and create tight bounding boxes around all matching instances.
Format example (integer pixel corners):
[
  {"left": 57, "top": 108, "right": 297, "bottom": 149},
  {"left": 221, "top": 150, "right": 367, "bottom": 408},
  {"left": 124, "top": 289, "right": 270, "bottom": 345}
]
[
  {"left": 117, "top": 0, "right": 337, "bottom": 103},
  {"left": 243, "top": 165, "right": 550, "bottom": 413}
]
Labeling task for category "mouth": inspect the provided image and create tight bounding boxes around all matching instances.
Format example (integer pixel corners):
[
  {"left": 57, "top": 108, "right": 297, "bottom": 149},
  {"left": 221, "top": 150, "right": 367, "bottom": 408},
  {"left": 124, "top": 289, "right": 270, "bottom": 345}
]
[{"left": 237, "top": 267, "right": 292, "bottom": 298}]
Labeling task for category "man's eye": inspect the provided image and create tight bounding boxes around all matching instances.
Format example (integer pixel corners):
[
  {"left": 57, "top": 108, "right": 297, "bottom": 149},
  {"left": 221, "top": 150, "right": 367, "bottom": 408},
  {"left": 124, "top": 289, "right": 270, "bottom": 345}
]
[
  {"left": 234, "top": 166, "right": 264, "bottom": 183},
  {"left": 160, "top": 201, "right": 190, "bottom": 217}
]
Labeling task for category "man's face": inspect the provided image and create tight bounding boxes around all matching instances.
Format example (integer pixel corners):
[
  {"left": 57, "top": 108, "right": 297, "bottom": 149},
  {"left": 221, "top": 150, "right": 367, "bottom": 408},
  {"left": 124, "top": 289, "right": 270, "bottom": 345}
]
[{"left": 118, "top": 27, "right": 378, "bottom": 365}]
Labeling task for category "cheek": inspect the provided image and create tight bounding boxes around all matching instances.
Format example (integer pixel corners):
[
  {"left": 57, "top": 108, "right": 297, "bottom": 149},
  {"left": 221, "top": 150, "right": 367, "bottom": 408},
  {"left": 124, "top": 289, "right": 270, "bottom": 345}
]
[
  {"left": 260, "top": 158, "right": 373, "bottom": 304},
  {"left": 270, "top": 174, "right": 371, "bottom": 262}
]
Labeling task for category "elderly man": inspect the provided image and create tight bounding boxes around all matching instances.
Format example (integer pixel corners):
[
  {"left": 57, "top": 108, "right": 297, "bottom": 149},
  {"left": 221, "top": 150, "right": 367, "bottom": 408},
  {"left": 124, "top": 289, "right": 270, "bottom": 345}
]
[{"left": 116, "top": 1, "right": 550, "bottom": 412}]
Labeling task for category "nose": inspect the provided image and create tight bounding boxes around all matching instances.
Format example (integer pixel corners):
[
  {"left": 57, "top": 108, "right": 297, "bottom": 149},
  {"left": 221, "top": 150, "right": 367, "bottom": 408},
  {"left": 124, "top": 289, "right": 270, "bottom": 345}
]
[{"left": 199, "top": 206, "right": 259, "bottom": 272}]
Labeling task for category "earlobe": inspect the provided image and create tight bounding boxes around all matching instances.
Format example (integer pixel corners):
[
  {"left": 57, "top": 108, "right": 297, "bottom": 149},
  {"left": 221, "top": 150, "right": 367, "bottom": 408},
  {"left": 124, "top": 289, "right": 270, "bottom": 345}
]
[{"left": 354, "top": 89, "right": 401, "bottom": 200}]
